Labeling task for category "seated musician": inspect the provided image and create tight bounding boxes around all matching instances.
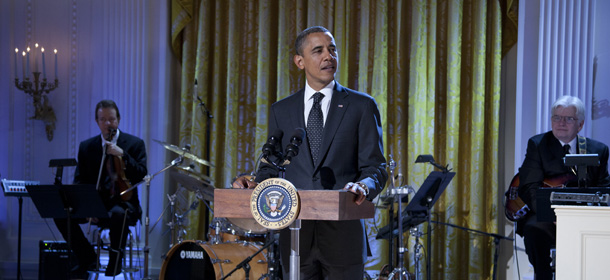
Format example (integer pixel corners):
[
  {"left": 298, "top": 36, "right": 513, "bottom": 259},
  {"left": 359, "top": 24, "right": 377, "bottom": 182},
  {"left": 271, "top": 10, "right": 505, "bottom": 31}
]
[
  {"left": 517, "top": 95, "right": 610, "bottom": 280},
  {"left": 53, "top": 100, "right": 147, "bottom": 276}
]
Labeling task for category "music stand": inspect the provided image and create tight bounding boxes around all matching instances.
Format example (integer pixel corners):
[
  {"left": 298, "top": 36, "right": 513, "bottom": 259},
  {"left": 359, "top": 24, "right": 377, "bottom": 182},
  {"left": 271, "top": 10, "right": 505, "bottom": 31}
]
[
  {"left": 376, "top": 171, "right": 455, "bottom": 239},
  {"left": 26, "top": 184, "right": 108, "bottom": 278},
  {"left": 564, "top": 154, "right": 599, "bottom": 188}
]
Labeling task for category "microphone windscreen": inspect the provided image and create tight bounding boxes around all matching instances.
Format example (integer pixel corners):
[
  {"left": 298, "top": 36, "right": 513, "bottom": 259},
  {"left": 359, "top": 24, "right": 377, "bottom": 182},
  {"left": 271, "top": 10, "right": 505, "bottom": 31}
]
[
  {"left": 270, "top": 128, "right": 284, "bottom": 143},
  {"left": 291, "top": 128, "right": 306, "bottom": 144}
]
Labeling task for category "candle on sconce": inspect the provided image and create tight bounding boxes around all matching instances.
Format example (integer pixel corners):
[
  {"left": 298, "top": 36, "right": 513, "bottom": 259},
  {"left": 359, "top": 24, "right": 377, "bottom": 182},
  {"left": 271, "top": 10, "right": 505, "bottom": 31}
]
[
  {"left": 26, "top": 47, "right": 30, "bottom": 78},
  {"left": 22, "top": 51, "right": 26, "bottom": 80},
  {"left": 14, "top": 48, "right": 18, "bottom": 79},
  {"left": 54, "top": 49, "right": 58, "bottom": 79},
  {"left": 41, "top": 47, "right": 47, "bottom": 80},
  {"left": 34, "top": 43, "right": 39, "bottom": 72}
]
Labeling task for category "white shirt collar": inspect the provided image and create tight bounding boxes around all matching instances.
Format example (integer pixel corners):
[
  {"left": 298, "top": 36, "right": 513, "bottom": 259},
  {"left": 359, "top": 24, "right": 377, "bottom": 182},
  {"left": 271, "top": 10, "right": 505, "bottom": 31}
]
[
  {"left": 558, "top": 137, "right": 578, "bottom": 154},
  {"left": 304, "top": 80, "right": 335, "bottom": 101}
]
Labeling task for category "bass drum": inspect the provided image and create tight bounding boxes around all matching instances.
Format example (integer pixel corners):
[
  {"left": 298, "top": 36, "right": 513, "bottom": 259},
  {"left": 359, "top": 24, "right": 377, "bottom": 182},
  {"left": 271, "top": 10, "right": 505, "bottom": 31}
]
[{"left": 160, "top": 240, "right": 268, "bottom": 280}]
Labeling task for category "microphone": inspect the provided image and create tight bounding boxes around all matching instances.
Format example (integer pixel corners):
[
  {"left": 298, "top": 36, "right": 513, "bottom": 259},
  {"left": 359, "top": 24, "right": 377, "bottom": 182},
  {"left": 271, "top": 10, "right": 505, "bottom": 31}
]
[
  {"left": 283, "top": 128, "right": 306, "bottom": 165},
  {"left": 262, "top": 129, "right": 284, "bottom": 158}
]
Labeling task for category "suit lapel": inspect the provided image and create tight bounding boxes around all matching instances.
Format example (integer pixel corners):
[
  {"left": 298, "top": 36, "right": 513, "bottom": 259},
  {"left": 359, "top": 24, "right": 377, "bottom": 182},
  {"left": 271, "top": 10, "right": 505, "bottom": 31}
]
[
  {"left": 316, "top": 83, "right": 349, "bottom": 168},
  {"left": 286, "top": 90, "right": 313, "bottom": 165},
  {"left": 289, "top": 90, "right": 307, "bottom": 131},
  {"left": 117, "top": 131, "right": 127, "bottom": 150}
]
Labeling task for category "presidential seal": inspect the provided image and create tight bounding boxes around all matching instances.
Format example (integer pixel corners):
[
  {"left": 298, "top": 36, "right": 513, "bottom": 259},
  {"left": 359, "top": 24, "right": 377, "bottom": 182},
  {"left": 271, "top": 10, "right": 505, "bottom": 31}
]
[{"left": 250, "top": 178, "right": 300, "bottom": 230}]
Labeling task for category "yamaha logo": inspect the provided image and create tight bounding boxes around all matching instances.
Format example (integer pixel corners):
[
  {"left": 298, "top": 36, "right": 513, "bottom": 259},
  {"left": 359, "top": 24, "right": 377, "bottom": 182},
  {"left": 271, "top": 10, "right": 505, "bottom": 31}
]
[
  {"left": 250, "top": 178, "right": 300, "bottom": 230},
  {"left": 180, "top": 250, "right": 204, "bottom": 259}
]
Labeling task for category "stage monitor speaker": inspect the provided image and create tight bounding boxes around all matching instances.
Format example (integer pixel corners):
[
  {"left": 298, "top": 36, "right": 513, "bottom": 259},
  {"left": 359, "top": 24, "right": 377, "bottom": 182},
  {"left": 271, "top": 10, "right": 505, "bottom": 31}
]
[{"left": 38, "top": 240, "right": 76, "bottom": 280}]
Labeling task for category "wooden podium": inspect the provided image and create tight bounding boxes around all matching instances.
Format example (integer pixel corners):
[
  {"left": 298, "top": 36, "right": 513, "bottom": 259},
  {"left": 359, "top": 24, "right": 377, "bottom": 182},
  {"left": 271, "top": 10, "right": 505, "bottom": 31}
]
[
  {"left": 214, "top": 188, "right": 375, "bottom": 280},
  {"left": 214, "top": 189, "right": 375, "bottom": 220}
]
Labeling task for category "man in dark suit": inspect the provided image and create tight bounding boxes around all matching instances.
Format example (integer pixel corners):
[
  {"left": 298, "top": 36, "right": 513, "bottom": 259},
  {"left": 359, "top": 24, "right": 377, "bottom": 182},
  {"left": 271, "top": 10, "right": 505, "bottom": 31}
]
[
  {"left": 54, "top": 99, "right": 147, "bottom": 277},
  {"left": 234, "top": 26, "right": 387, "bottom": 279},
  {"left": 517, "top": 95, "right": 610, "bottom": 280}
]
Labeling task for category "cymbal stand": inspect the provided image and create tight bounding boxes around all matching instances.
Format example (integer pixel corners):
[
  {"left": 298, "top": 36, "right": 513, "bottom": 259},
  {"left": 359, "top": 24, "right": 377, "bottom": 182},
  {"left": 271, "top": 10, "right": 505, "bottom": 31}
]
[
  {"left": 386, "top": 155, "right": 414, "bottom": 280},
  {"left": 173, "top": 190, "right": 203, "bottom": 243},
  {"left": 409, "top": 226, "right": 424, "bottom": 280},
  {"left": 386, "top": 185, "right": 413, "bottom": 280},
  {"left": 150, "top": 192, "right": 177, "bottom": 247},
  {"left": 166, "top": 193, "right": 177, "bottom": 246},
  {"left": 124, "top": 155, "right": 183, "bottom": 280}
]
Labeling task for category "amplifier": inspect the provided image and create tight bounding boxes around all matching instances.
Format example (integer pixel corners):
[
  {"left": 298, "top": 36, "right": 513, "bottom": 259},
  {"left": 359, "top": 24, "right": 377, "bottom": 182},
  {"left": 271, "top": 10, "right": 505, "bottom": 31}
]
[{"left": 38, "top": 240, "right": 76, "bottom": 280}]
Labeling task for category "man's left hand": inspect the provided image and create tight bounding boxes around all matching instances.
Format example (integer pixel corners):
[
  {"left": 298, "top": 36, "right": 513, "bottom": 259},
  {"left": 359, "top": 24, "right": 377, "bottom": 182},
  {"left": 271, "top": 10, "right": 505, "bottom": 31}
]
[{"left": 344, "top": 182, "right": 367, "bottom": 205}]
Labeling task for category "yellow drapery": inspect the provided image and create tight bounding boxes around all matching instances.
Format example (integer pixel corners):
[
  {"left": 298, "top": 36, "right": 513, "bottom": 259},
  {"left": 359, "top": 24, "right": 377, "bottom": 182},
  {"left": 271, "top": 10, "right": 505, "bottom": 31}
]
[{"left": 170, "top": 0, "right": 511, "bottom": 278}]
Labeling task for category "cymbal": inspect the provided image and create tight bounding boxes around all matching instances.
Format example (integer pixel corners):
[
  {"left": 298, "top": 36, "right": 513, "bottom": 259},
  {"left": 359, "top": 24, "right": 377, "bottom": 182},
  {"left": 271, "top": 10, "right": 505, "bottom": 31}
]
[
  {"left": 154, "top": 139, "right": 214, "bottom": 167},
  {"left": 169, "top": 166, "right": 215, "bottom": 201}
]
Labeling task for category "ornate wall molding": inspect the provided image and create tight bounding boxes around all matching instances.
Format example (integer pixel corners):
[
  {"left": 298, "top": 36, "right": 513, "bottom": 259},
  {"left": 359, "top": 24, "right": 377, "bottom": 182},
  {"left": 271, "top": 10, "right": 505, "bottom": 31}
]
[
  {"left": 25, "top": 0, "right": 33, "bottom": 179},
  {"left": 68, "top": 0, "right": 78, "bottom": 180},
  {"left": 536, "top": 0, "right": 594, "bottom": 134}
]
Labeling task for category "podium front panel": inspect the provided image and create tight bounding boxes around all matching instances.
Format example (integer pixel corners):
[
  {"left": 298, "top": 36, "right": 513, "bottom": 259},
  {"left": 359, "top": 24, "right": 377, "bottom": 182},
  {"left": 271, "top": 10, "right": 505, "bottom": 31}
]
[{"left": 214, "top": 189, "right": 374, "bottom": 221}]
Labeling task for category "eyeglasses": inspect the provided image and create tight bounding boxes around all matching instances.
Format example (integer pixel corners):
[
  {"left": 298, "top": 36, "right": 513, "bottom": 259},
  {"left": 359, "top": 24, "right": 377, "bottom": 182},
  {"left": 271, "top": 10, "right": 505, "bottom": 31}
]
[{"left": 551, "top": 115, "right": 578, "bottom": 124}]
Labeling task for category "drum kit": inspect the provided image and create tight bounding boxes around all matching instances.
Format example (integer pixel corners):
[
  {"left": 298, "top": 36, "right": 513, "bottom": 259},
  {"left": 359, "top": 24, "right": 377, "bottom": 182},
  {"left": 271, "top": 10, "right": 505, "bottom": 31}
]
[{"left": 150, "top": 140, "right": 276, "bottom": 280}]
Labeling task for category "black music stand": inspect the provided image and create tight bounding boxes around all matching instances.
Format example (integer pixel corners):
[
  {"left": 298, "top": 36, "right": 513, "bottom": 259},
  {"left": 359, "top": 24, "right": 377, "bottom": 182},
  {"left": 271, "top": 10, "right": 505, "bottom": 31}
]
[
  {"left": 26, "top": 184, "right": 108, "bottom": 278},
  {"left": 377, "top": 171, "right": 454, "bottom": 280},
  {"left": 564, "top": 154, "right": 599, "bottom": 188},
  {"left": 376, "top": 171, "right": 455, "bottom": 239},
  {"left": 408, "top": 171, "right": 454, "bottom": 280}
]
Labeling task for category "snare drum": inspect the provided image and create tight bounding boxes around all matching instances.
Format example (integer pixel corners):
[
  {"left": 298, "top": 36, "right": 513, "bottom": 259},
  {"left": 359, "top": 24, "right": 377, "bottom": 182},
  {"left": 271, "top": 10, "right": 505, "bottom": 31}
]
[
  {"left": 209, "top": 218, "right": 267, "bottom": 243},
  {"left": 160, "top": 240, "right": 268, "bottom": 280}
]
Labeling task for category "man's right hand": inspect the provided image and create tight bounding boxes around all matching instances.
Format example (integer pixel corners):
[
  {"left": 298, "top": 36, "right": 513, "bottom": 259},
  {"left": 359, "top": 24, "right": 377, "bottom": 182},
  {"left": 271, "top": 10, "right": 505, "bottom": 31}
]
[{"left": 231, "top": 175, "right": 258, "bottom": 189}]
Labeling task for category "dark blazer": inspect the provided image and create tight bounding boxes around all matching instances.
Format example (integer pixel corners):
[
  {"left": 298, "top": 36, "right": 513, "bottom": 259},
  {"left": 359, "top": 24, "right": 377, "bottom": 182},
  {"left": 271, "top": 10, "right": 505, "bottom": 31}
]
[
  {"left": 257, "top": 82, "right": 388, "bottom": 266},
  {"left": 74, "top": 130, "right": 147, "bottom": 220},
  {"left": 518, "top": 131, "right": 610, "bottom": 217}
]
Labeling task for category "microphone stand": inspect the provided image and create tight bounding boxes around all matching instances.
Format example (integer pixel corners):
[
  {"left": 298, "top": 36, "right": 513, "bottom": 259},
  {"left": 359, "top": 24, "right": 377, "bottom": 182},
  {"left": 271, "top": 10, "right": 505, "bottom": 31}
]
[
  {"left": 263, "top": 154, "right": 286, "bottom": 279},
  {"left": 430, "top": 220, "right": 513, "bottom": 280},
  {"left": 123, "top": 155, "right": 183, "bottom": 279},
  {"left": 220, "top": 236, "right": 276, "bottom": 280},
  {"left": 196, "top": 89, "right": 214, "bottom": 239}
]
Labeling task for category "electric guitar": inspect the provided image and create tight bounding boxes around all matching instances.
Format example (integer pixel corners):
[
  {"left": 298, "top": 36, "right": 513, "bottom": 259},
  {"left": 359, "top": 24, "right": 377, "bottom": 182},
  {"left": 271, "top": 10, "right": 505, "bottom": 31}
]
[{"left": 504, "top": 173, "right": 576, "bottom": 222}]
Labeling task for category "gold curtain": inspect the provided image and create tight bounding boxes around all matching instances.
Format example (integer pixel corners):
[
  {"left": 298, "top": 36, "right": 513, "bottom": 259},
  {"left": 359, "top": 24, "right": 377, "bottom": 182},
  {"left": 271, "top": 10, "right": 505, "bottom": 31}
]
[{"left": 171, "top": 0, "right": 508, "bottom": 278}]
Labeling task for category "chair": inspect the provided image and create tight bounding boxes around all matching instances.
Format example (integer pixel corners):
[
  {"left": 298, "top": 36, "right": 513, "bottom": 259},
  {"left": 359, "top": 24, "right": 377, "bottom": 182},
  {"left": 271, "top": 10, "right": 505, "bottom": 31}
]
[{"left": 89, "top": 224, "right": 139, "bottom": 277}]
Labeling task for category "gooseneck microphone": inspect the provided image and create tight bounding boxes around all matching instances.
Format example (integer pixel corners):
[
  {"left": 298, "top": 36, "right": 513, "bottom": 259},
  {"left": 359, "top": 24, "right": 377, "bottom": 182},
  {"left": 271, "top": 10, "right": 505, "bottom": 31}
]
[
  {"left": 262, "top": 129, "right": 284, "bottom": 158},
  {"left": 282, "top": 128, "right": 306, "bottom": 165}
]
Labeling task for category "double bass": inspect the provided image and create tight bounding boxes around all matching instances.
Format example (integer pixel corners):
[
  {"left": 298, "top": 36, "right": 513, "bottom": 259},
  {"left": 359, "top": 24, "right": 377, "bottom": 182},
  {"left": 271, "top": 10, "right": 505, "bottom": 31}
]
[{"left": 106, "top": 129, "right": 133, "bottom": 201}]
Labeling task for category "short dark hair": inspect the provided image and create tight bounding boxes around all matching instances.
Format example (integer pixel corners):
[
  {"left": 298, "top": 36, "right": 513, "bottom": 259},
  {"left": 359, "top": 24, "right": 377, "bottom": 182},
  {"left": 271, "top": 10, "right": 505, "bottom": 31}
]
[
  {"left": 295, "top": 26, "right": 331, "bottom": 56},
  {"left": 95, "top": 99, "right": 121, "bottom": 120}
]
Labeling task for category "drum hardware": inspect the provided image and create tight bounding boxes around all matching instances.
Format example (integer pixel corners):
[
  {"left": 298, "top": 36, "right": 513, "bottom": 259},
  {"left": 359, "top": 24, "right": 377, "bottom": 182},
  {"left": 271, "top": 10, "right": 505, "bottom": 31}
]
[
  {"left": 409, "top": 227, "right": 424, "bottom": 279},
  {"left": 386, "top": 187, "right": 414, "bottom": 279},
  {"left": 151, "top": 187, "right": 207, "bottom": 247},
  {"left": 378, "top": 155, "right": 414, "bottom": 280},
  {"left": 154, "top": 139, "right": 215, "bottom": 168},
  {"left": 169, "top": 165, "right": 215, "bottom": 201},
  {"left": 173, "top": 190, "right": 204, "bottom": 244},
  {"left": 125, "top": 147, "right": 186, "bottom": 280},
  {"left": 376, "top": 155, "right": 455, "bottom": 280}
]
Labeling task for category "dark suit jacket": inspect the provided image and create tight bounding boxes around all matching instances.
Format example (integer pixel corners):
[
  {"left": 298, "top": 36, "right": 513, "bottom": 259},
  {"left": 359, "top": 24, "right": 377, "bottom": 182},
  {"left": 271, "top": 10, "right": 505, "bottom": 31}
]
[
  {"left": 74, "top": 130, "right": 147, "bottom": 221},
  {"left": 256, "top": 82, "right": 388, "bottom": 266},
  {"left": 517, "top": 131, "right": 610, "bottom": 233}
]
